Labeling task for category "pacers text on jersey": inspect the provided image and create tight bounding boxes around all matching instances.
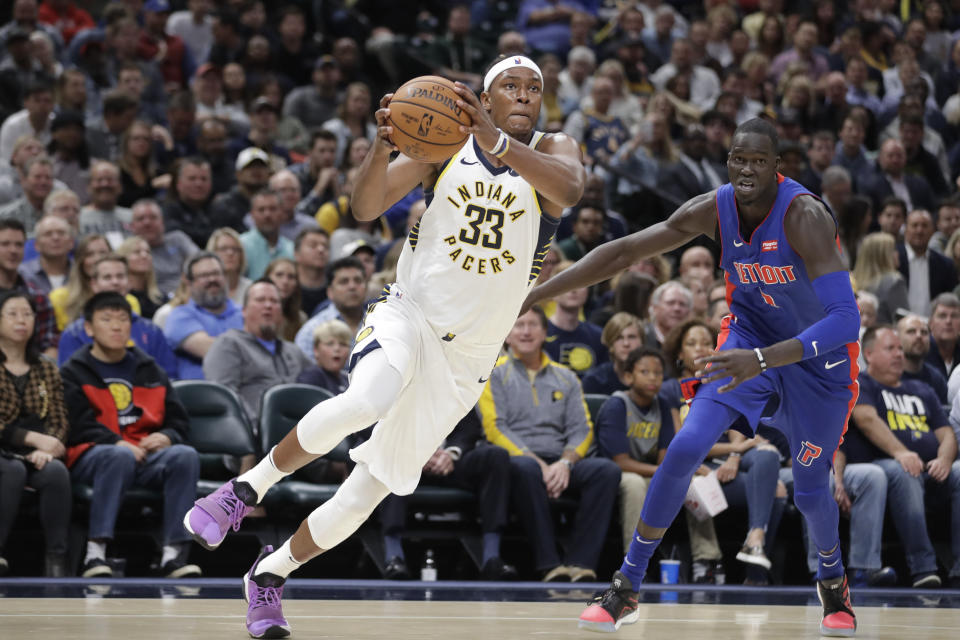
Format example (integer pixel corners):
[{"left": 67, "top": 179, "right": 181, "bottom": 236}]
[{"left": 442, "top": 180, "right": 527, "bottom": 274}]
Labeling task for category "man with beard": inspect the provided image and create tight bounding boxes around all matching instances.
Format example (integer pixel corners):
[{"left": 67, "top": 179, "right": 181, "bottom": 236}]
[
  {"left": 204, "top": 279, "right": 312, "bottom": 431},
  {"left": 898, "top": 314, "right": 948, "bottom": 404},
  {"left": 79, "top": 161, "right": 131, "bottom": 241},
  {"left": 210, "top": 147, "right": 270, "bottom": 233},
  {"left": 163, "top": 252, "right": 243, "bottom": 379}
]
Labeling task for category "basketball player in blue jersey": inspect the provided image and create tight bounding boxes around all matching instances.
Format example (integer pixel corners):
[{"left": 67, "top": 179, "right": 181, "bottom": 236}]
[
  {"left": 524, "top": 118, "right": 860, "bottom": 637},
  {"left": 182, "top": 55, "right": 584, "bottom": 639}
]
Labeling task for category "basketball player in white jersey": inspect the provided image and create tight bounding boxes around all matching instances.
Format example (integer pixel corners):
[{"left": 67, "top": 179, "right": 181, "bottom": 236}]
[{"left": 183, "top": 55, "right": 585, "bottom": 639}]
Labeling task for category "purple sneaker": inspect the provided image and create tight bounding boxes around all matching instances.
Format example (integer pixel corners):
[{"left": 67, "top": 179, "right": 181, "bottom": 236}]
[
  {"left": 243, "top": 546, "right": 291, "bottom": 639},
  {"left": 183, "top": 479, "right": 257, "bottom": 550}
]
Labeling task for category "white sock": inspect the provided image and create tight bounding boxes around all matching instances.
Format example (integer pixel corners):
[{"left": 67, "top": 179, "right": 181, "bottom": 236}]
[
  {"left": 86, "top": 541, "right": 106, "bottom": 562},
  {"left": 161, "top": 544, "right": 181, "bottom": 565},
  {"left": 237, "top": 448, "right": 290, "bottom": 503},
  {"left": 254, "top": 539, "right": 303, "bottom": 580}
]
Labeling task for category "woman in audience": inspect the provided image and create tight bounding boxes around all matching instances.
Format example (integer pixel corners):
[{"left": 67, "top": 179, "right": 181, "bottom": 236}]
[
  {"left": 837, "top": 195, "right": 873, "bottom": 269},
  {"left": 206, "top": 228, "right": 252, "bottom": 306},
  {"left": 296, "top": 319, "right": 351, "bottom": 395},
  {"left": 852, "top": 231, "right": 909, "bottom": 324},
  {"left": 264, "top": 258, "right": 307, "bottom": 341},
  {"left": 117, "top": 236, "right": 166, "bottom": 319},
  {"left": 322, "top": 82, "right": 377, "bottom": 166},
  {"left": 756, "top": 15, "right": 785, "bottom": 59},
  {"left": 582, "top": 312, "right": 644, "bottom": 394},
  {"left": 0, "top": 291, "right": 71, "bottom": 576},
  {"left": 741, "top": 51, "right": 773, "bottom": 106},
  {"left": 49, "top": 233, "right": 111, "bottom": 329},
  {"left": 945, "top": 228, "right": 960, "bottom": 295},
  {"left": 661, "top": 318, "right": 786, "bottom": 584},
  {"left": 117, "top": 121, "right": 160, "bottom": 208},
  {"left": 222, "top": 63, "right": 250, "bottom": 116}
]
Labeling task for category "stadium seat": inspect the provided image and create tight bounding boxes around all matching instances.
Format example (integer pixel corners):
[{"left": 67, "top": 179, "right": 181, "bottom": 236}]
[
  {"left": 173, "top": 379, "right": 259, "bottom": 495},
  {"left": 584, "top": 393, "right": 610, "bottom": 424},
  {"left": 257, "top": 384, "right": 342, "bottom": 510}
]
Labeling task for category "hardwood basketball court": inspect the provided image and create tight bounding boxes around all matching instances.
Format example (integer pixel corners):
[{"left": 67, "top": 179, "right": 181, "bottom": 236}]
[{"left": 1, "top": 581, "right": 958, "bottom": 639}]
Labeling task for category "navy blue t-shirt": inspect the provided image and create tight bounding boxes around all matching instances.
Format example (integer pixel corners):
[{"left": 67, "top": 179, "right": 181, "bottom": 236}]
[
  {"left": 595, "top": 393, "right": 674, "bottom": 462},
  {"left": 544, "top": 320, "right": 608, "bottom": 378},
  {"left": 581, "top": 362, "right": 626, "bottom": 395},
  {"left": 856, "top": 374, "right": 948, "bottom": 463}
]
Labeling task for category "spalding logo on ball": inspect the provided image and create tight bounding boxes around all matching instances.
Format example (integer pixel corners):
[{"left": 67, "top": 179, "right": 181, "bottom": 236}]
[{"left": 388, "top": 76, "right": 472, "bottom": 163}]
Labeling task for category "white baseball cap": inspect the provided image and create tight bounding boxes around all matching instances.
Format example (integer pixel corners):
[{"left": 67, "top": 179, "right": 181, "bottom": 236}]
[{"left": 235, "top": 147, "right": 270, "bottom": 171}]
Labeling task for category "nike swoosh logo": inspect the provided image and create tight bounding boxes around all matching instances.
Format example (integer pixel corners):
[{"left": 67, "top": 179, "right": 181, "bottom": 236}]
[
  {"left": 733, "top": 239, "right": 744, "bottom": 247},
  {"left": 478, "top": 376, "right": 489, "bottom": 383},
  {"left": 812, "top": 341, "right": 819, "bottom": 356},
  {"left": 824, "top": 359, "right": 847, "bottom": 370},
  {"left": 460, "top": 158, "right": 479, "bottom": 165}
]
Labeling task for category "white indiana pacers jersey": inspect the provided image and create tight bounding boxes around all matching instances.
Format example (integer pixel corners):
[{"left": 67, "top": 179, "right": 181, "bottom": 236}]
[{"left": 395, "top": 133, "right": 559, "bottom": 347}]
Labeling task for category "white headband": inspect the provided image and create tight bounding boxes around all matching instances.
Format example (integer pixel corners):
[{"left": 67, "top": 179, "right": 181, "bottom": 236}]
[{"left": 483, "top": 56, "right": 543, "bottom": 92}]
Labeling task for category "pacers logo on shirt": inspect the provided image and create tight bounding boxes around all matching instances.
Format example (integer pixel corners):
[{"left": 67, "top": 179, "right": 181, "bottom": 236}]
[
  {"left": 106, "top": 378, "right": 141, "bottom": 427},
  {"left": 880, "top": 389, "right": 930, "bottom": 437}
]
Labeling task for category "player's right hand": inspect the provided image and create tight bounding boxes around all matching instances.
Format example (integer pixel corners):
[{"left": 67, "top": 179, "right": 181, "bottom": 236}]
[
  {"left": 374, "top": 93, "right": 398, "bottom": 151},
  {"left": 894, "top": 450, "right": 924, "bottom": 477}
]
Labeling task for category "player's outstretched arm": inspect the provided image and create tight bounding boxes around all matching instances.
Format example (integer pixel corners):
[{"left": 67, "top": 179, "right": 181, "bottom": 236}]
[
  {"left": 452, "top": 82, "right": 585, "bottom": 211},
  {"left": 522, "top": 191, "right": 716, "bottom": 313},
  {"left": 352, "top": 93, "right": 438, "bottom": 221}
]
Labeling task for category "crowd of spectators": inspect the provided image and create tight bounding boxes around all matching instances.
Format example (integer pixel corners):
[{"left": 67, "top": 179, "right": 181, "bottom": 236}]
[{"left": 2, "top": 0, "right": 960, "bottom": 586}]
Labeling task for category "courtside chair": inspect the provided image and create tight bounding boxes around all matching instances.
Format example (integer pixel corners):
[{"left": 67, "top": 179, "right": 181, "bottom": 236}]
[
  {"left": 172, "top": 380, "right": 259, "bottom": 495},
  {"left": 257, "top": 384, "right": 344, "bottom": 513}
]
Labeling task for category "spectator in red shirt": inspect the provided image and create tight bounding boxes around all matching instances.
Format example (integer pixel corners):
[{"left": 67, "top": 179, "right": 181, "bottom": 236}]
[
  {"left": 37, "top": 0, "right": 95, "bottom": 46},
  {"left": 138, "top": 0, "right": 194, "bottom": 91}
]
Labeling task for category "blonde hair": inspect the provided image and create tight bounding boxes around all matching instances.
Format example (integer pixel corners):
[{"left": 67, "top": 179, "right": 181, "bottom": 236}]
[
  {"left": 946, "top": 227, "right": 960, "bottom": 271},
  {"left": 312, "top": 319, "right": 352, "bottom": 348},
  {"left": 64, "top": 233, "right": 110, "bottom": 322},
  {"left": 116, "top": 235, "right": 164, "bottom": 304},
  {"left": 852, "top": 232, "right": 898, "bottom": 290},
  {"left": 206, "top": 227, "right": 247, "bottom": 276},
  {"left": 601, "top": 312, "right": 643, "bottom": 349}
]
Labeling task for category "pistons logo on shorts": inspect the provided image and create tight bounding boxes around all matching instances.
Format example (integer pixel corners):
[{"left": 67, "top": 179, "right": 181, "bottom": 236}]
[{"left": 796, "top": 441, "right": 823, "bottom": 467}]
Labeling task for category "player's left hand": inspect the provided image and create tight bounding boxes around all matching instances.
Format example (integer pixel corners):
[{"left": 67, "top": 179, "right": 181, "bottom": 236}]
[
  {"left": 695, "top": 348, "right": 763, "bottom": 393},
  {"left": 452, "top": 82, "right": 500, "bottom": 152},
  {"left": 927, "top": 456, "right": 951, "bottom": 483}
]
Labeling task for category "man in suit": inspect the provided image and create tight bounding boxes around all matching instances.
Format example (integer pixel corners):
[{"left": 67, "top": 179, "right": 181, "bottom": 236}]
[
  {"left": 897, "top": 209, "right": 958, "bottom": 317},
  {"left": 861, "top": 139, "right": 935, "bottom": 214},
  {"left": 661, "top": 123, "right": 725, "bottom": 204}
]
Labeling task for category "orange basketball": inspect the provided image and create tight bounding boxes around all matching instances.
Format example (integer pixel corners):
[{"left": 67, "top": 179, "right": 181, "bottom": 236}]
[{"left": 388, "top": 76, "right": 472, "bottom": 163}]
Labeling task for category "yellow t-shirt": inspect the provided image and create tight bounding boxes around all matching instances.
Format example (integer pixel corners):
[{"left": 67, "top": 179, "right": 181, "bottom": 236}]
[{"left": 49, "top": 287, "right": 142, "bottom": 330}]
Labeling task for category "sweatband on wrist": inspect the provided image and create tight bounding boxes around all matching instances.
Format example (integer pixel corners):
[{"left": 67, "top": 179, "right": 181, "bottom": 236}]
[
  {"left": 483, "top": 56, "right": 544, "bottom": 92},
  {"left": 488, "top": 129, "right": 509, "bottom": 156},
  {"left": 794, "top": 270, "right": 860, "bottom": 360}
]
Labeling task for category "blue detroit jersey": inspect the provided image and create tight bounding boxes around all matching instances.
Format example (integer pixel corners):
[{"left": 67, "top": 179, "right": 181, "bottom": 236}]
[{"left": 716, "top": 175, "right": 843, "bottom": 355}]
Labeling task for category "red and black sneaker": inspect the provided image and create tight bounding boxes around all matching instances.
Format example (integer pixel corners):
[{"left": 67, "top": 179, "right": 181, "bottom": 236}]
[
  {"left": 817, "top": 575, "right": 857, "bottom": 637},
  {"left": 578, "top": 571, "right": 640, "bottom": 633}
]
